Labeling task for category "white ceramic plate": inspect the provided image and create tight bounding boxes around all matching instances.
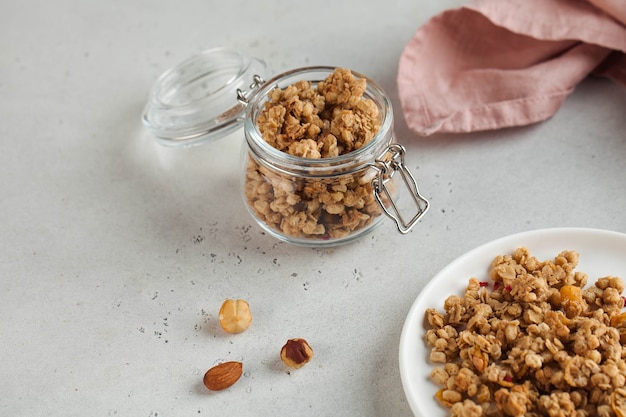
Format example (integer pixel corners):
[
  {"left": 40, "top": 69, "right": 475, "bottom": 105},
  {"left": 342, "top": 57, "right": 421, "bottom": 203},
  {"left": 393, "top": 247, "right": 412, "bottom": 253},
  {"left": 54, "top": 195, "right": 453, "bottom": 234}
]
[{"left": 399, "top": 227, "right": 626, "bottom": 417}]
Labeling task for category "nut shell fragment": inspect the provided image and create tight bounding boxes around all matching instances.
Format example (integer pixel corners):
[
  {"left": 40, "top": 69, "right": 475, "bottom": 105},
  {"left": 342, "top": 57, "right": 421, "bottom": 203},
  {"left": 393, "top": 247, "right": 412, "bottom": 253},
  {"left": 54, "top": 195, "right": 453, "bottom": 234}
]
[
  {"left": 280, "top": 338, "right": 314, "bottom": 369},
  {"left": 203, "top": 361, "right": 243, "bottom": 391}
]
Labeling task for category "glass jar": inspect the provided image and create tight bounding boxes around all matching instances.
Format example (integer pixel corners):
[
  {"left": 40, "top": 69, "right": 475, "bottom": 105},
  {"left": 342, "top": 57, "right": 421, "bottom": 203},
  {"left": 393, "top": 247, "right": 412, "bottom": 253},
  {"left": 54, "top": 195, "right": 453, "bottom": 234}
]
[{"left": 142, "top": 48, "right": 429, "bottom": 247}]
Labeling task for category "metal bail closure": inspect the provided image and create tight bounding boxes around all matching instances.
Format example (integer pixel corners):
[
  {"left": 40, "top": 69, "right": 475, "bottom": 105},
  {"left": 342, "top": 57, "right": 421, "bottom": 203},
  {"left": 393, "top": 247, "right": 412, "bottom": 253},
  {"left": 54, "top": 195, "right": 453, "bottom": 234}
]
[
  {"left": 236, "top": 74, "right": 266, "bottom": 105},
  {"left": 371, "top": 144, "right": 429, "bottom": 234}
]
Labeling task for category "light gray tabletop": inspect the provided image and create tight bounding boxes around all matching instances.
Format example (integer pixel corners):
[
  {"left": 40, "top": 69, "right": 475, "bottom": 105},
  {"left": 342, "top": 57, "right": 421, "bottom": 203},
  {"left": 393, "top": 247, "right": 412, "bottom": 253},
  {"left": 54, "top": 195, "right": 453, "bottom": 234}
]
[{"left": 2, "top": 1, "right": 625, "bottom": 416}]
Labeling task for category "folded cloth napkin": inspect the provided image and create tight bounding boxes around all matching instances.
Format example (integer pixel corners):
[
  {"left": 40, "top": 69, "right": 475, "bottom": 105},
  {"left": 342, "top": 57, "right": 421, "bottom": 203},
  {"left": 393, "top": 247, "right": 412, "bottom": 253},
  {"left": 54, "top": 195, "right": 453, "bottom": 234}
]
[{"left": 397, "top": 0, "right": 626, "bottom": 136}]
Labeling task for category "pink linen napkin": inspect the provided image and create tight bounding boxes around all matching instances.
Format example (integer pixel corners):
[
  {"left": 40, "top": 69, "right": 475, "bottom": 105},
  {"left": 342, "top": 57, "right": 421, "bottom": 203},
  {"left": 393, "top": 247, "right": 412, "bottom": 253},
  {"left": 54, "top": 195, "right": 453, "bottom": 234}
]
[{"left": 397, "top": 0, "right": 626, "bottom": 136}]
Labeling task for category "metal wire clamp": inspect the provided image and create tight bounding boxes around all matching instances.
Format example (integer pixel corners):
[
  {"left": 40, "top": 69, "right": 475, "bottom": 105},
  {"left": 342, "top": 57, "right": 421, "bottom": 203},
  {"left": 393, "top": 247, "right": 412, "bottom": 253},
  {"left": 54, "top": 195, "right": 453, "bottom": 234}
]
[{"left": 371, "top": 144, "right": 429, "bottom": 234}]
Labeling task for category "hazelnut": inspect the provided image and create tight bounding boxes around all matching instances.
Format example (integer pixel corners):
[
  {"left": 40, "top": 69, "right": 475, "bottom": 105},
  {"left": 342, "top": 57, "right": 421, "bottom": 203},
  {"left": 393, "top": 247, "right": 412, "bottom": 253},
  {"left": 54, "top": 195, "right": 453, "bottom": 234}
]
[
  {"left": 218, "top": 299, "right": 252, "bottom": 334},
  {"left": 280, "top": 338, "right": 314, "bottom": 369},
  {"left": 203, "top": 361, "right": 243, "bottom": 391}
]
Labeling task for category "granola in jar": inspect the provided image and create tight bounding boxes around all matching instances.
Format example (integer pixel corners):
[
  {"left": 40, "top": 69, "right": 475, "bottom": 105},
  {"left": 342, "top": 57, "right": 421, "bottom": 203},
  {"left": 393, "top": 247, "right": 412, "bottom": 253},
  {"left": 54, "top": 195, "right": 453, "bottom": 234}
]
[{"left": 244, "top": 68, "right": 387, "bottom": 242}]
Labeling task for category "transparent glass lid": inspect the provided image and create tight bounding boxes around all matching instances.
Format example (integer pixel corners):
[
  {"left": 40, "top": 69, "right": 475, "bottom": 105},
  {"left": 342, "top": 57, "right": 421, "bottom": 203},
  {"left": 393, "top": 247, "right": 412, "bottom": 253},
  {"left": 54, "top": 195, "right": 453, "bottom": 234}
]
[{"left": 142, "top": 47, "right": 270, "bottom": 147}]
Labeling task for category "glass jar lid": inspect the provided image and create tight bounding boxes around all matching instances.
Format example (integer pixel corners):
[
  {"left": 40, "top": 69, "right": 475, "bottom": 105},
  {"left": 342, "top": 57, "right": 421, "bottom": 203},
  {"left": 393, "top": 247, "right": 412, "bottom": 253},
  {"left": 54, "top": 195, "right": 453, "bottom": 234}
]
[{"left": 142, "top": 47, "right": 270, "bottom": 147}]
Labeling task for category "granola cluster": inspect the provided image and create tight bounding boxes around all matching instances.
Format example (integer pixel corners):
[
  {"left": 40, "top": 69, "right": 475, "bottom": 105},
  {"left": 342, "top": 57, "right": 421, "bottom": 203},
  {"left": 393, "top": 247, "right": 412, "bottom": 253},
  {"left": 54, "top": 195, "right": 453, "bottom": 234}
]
[
  {"left": 425, "top": 247, "right": 626, "bottom": 417},
  {"left": 256, "top": 68, "right": 380, "bottom": 158},
  {"left": 245, "top": 68, "right": 385, "bottom": 241}
]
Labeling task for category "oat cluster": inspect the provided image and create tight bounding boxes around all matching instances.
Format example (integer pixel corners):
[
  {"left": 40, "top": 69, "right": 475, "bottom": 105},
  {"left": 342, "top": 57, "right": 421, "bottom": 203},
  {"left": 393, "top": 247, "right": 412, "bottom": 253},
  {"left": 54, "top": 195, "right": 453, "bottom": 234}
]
[
  {"left": 256, "top": 68, "right": 380, "bottom": 158},
  {"left": 425, "top": 247, "right": 626, "bottom": 417},
  {"left": 245, "top": 68, "right": 385, "bottom": 241}
]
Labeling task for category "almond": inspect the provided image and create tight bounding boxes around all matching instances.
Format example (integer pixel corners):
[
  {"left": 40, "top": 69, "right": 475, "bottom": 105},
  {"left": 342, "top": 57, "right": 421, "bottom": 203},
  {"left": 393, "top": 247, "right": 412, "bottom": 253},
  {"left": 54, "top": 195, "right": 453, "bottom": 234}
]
[{"left": 203, "top": 361, "right": 243, "bottom": 391}]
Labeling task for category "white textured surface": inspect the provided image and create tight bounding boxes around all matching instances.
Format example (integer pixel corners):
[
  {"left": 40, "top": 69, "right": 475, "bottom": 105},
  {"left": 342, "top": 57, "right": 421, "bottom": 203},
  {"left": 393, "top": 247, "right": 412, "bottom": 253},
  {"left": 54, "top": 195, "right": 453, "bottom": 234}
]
[{"left": 1, "top": 1, "right": 625, "bottom": 416}]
